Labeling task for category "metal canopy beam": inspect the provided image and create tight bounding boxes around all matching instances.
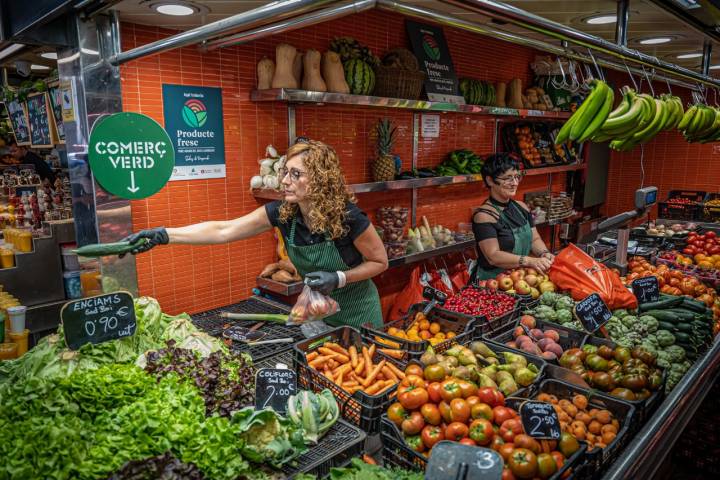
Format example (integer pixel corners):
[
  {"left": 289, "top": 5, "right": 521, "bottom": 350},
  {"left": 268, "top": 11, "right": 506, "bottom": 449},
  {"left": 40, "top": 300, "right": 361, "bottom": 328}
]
[
  {"left": 444, "top": 0, "right": 720, "bottom": 88},
  {"left": 644, "top": 0, "right": 720, "bottom": 46}
]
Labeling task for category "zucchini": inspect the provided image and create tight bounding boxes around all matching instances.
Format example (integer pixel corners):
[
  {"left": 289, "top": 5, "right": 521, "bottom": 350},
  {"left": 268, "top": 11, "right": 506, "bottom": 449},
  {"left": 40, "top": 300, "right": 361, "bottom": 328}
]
[
  {"left": 658, "top": 321, "right": 676, "bottom": 332},
  {"left": 665, "top": 309, "right": 697, "bottom": 321},
  {"left": 673, "top": 322, "right": 694, "bottom": 333},
  {"left": 643, "top": 310, "right": 681, "bottom": 322},
  {"left": 680, "top": 297, "right": 709, "bottom": 313},
  {"left": 639, "top": 296, "right": 684, "bottom": 311},
  {"left": 673, "top": 332, "right": 692, "bottom": 344},
  {"left": 74, "top": 239, "right": 148, "bottom": 257}
]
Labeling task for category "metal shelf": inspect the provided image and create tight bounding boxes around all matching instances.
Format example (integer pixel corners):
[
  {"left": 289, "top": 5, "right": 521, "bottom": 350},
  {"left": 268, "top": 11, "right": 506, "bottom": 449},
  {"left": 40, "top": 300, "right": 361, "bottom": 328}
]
[
  {"left": 388, "top": 239, "right": 475, "bottom": 268},
  {"left": 256, "top": 276, "right": 304, "bottom": 296},
  {"left": 524, "top": 163, "right": 586, "bottom": 176},
  {"left": 251, "top": 88, "right": 572, "bottom": 119}
]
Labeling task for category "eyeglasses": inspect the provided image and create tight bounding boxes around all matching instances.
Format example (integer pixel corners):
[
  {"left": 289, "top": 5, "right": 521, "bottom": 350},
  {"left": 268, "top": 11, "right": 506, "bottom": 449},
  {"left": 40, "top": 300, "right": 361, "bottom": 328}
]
[
  {"left": 294, "top": 136, "right": 311, "bottom": 144},
  {"left": 495, "top": 173, "right": 526, "bottom": 185},
  {"left": 278, "top": 167, "right": 306, "bottom": 182}
]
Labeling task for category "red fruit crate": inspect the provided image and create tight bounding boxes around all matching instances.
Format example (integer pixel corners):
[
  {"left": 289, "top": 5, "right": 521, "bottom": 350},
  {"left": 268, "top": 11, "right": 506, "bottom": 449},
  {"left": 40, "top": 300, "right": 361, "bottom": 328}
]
[
  {"left": 293, "top": 326, "right": 402, "bottom": 434},
  {"left": 361, "top": 302, "right": 478, "bottom": 369},
  {"left": 436, "top": 286, "right": 520, "bottom": 336},
  {"left": 658, "top": 190, "right": 705, "bottom": 221}
]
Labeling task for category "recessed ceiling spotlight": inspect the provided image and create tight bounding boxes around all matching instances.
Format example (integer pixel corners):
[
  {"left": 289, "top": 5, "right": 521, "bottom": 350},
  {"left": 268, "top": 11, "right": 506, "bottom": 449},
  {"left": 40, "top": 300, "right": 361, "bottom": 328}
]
[
  {"left": 677, "top": 52, "right": 703, "bottom": 59},
  {"left": 152, "top": 2, "right": 198, "bottom": 16},
  {"left": 40, "top": 52, "right": 57, "bottom": 60},
  {"left": 638, "top": 36, "right": 673, "bottom": 45},
  {"left": 584, "top": 14, "right": 617, "bottom": 25},
  {"left": 710, "top": 65, "right": 720, "bottom": 70},
  {"left": 30, "top": 64, "right": 50, "bottom": 70}
]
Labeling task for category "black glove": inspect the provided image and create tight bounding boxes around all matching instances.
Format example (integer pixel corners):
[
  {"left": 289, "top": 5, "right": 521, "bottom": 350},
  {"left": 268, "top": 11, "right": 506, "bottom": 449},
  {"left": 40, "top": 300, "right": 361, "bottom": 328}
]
[
  {"left": 120, "top": 227, "right": 169, "bottom": 257},
  {"left": 305, "top": 271, "right": 339, "bottom": 295}
]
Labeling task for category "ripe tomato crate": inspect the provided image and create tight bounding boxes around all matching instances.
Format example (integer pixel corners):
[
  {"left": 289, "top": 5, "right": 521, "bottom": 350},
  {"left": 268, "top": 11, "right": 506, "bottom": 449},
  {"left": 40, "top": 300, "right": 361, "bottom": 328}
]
[
  {"left": 581, "top": 336, "right": 666, "bottom": 426},
  {"left": 523, "top": 379, "right": 636, "bottom": 479},
  {"left": 435, "top": 286, "right": 521, "bottom": 337},
  {"left": 293, "top": 326, "right": 401, "bottom": 434},
  {"left": 361, "top": 303, "right": 478, "bottom": 369},
  {"left": 381, "top": 412, "right": 587, "bottom": 479},
  {"left": 658, "top": 190, "right": 705, "bottom": 221}
]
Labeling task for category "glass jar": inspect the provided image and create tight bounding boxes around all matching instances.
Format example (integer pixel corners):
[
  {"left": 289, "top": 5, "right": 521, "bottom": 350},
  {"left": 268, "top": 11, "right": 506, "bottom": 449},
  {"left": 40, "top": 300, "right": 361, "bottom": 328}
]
[
  {"left": 0, "top": 249, "right": 14, "bottom": 269},
  {"left": 18, "top": 231, "right": 32, "bottom": 252}
]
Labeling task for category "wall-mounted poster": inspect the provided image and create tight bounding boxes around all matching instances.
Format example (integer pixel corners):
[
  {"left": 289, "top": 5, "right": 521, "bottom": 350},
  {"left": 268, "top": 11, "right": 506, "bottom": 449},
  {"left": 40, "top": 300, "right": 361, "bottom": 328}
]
[
  {"left": 48, "top": 83, "right": 65, "bottom": 143},
  {"left": 5, "top": 99, "right": 30, "bottom": 145},
  {"left": 26, "top": 92, "right": 54, "bottom": 148}
]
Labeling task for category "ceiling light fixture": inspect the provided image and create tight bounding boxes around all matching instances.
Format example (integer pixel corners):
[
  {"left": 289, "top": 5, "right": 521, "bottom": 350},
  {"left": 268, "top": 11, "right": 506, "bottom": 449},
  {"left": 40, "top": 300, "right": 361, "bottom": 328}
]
[
  {"left": 153, "top": 2, "right": 197, "bottom": 16},
  {"left": 639, "top": 36, "right": 673, "bottom": 45},
  {"left": 0, "top": 43, "right": 25, "bottom": 61},
  {"left": 710, "top": 65, "right": 720, "bottom": 70},
  {"left": 584, "top": 14, "right": 617, "bottom": 25},
  {"left": 30, "top": 64, "right": 50, "bottom": 70},
  {"left": 677, "top": 52, "right": 703, "bottom": 59},
  {"left": 40, "top": 52, "right": 58, "bottom": 60}
]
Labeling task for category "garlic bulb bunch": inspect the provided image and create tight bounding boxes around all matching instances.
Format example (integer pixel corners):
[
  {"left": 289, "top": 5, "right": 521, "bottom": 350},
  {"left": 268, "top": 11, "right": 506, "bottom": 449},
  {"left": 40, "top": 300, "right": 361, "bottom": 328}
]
[{"left": 250, "top": 144, "right": 283, "bottom": 190}]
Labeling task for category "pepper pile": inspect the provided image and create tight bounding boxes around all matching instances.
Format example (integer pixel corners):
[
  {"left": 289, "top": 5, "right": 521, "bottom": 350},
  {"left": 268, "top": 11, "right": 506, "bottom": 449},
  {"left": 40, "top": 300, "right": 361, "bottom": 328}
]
[
  {"left": 434, "top": 149, "right": 483, "bottom": 176},
  {"left": 442, "top": 287, "right": 517, "bottom": 319}
]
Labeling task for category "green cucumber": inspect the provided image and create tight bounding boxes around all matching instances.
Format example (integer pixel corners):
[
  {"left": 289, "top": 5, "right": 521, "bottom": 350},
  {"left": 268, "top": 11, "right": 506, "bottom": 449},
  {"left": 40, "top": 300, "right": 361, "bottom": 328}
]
[
  {"left": 673, "top": 332, "right": 692, "bottom": 344},
  {"left": 673, "top": 322, "right": 694, "bottom": 333},
  {"left": 680, "top": 297, "right": 709, "bottom": 313},
  {"left": 666, "top": 309, "right": 697, "bottom": 321},
  {"left": 658, "top": 321, "right": 676, "bottom": 331},
  {"left": 73, "top": 238, "right": 148, "bottom": 257},
  {"left": 643, "top": 310, "right": 681, "bottom": 322},
  {"left": 639, "top": 296, "right": 684, "bottom": 311}
]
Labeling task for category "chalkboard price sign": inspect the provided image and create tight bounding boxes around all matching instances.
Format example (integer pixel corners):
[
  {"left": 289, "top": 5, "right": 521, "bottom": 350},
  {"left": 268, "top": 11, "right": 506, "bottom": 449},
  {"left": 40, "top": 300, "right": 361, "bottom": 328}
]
[
  {"left": 61, "top": 292, "right": 137, "bottom": 350},
  {"left": 574, "top": 293, "right": 613, "bottom": 333},
  {"left": 26, "top": 92, "right": 53, "bottom": 148},
  {"left": 631, "top": 277, "right": 660, "bottom": 304},
  {"left": 426, "top": 441, "right": 502, "bottom": 480},
  {"left": 255, "top": 368, "right": 297, "bottom": 413},
  {"left": 4, "top": 100, "right": 30, "bottom": 145},
  {"left": 520, "top": 401, "right": 562, "bottom": 440},
  {"left": 423, "top": 286, "right": 448, "bottom": 303}
]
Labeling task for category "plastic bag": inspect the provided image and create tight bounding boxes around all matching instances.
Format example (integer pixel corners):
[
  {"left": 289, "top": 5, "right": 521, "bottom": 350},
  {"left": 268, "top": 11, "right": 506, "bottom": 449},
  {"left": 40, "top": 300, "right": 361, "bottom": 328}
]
[
  {"left": 549, "top": 243, "right": 638, "bottom": 310},
  {"left": 450, "top": 263, "right": 469, "bottom": 291},
  {"left": 388, "top": 266, "right": 426, "bottom": 321},
  {"left": 288, "top": 285, "right": 340, "bottom": 325}
]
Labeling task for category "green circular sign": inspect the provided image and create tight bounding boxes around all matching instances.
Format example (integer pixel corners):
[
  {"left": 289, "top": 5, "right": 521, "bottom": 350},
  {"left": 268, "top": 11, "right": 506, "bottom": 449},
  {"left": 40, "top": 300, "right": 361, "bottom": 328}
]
[{"left": 88, "top": 112, "right": 175, "bottom": 200}]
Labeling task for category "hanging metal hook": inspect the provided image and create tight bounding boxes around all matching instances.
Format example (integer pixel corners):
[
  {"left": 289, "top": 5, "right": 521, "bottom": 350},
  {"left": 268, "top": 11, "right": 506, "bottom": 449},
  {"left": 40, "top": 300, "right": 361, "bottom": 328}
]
[
  {"left": 621, "top": 58, "right": 639, "bottom": 91},
  {"left": 665, "top": 77, "right": 673, "bottom": 96},
  {"left": 586, "top": 48, "right": 605, "bottom": 81},
  {"left": 640, "top": 65, "right": 655, "bottom": 96},
  {"left": 566, "top": 60, "right": 582, "bottom": 93},
  {"left": 551, "top": 56, "right": 571, "bottom": 90}
]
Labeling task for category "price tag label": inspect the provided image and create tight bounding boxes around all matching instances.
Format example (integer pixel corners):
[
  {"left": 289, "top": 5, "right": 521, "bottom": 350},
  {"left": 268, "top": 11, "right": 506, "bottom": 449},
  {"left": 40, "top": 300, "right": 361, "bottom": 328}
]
[
  {"left": 61, "top": 292, "right": 137, "bottom": 350},
  {"left": 255, "top": 368, "right": 297, "bottom": 414},
  {"left": 631, "top": 277, "right": 660, "bottom": 304},
  {"left": 423, "top": 286, "right": 448, "bottom": 303},
  {"left": 426, "top": 441, "right": 502, "bottom": 480},
  {"left": 573, "top": 293, "right": 613, "bottom": 333},
  {"left": 520, "top": 401, "right": 561, "bottom": 440}
]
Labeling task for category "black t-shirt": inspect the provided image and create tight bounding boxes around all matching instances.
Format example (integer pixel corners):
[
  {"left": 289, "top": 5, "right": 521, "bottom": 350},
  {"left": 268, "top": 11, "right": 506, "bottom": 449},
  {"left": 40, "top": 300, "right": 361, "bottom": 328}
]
[
  {"left": 472, "top": 199, "right": 533, "bottom": 271},
  {"left": 265, "top": 201, "right": 371, "bottom": 268},
  {"left": 23, "top": 150, "right": 56, "bottom": 183}
]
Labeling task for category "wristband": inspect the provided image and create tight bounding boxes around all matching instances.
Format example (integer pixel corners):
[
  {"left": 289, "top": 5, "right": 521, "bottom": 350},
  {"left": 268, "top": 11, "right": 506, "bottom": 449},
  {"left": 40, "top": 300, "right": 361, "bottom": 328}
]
[
  {"left": 336, "top": 270, "right": 347, "bottom": 288},
  {"left": 519, "top": 256, "right": 525, "bottom": 267}
]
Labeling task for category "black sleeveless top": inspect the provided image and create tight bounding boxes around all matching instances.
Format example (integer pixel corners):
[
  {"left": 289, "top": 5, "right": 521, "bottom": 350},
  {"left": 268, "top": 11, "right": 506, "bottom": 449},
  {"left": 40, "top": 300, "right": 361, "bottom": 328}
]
[{"left": 471, "top": 198, "right": 533, "bottom": 271}]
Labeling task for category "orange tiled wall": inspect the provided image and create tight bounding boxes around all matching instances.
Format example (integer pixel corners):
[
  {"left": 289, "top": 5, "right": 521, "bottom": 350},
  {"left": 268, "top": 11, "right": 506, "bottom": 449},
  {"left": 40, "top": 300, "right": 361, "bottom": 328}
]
[{"left": 121, "top": 9, "right": 566, "bottom": 315}]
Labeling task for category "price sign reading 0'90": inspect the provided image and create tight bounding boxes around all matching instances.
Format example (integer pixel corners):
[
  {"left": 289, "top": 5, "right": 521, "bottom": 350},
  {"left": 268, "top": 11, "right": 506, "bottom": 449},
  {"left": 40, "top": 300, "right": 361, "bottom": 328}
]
[{"left": 61, "top": 292, "right": 137, "bottom": 350}]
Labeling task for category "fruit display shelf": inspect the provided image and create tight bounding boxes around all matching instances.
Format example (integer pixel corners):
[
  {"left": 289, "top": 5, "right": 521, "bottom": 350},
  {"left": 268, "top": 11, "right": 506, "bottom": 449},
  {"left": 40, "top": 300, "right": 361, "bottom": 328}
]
[
  {"left": 251, "top": 88, "right": 573, "bottom": 118},
  {"left": 387, "top": 239, "right": 475, "bottom": 268}
]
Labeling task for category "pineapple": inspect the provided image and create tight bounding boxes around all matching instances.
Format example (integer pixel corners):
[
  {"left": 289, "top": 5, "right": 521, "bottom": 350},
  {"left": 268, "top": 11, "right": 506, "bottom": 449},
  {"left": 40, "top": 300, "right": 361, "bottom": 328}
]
[{"left": 372, "top": 118, "right": 397, "bottom": 182}]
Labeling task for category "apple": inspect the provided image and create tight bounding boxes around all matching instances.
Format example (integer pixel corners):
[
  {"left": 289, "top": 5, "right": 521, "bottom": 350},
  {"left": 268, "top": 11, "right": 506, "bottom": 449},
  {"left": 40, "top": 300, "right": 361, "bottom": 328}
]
[
  {"left": 515, "top": 280, "right": 531, "bottom": 295},
  {"left": 476, "top": 280, "right": 487, "bottom": 288},
  {"left": 497, "top": 275, "right": 513, "bottom": 291},
  {"left": 524, "top": 274, "right": 539, "bottom": 287},
  {"left": 539, "top": 280, "right": 556, "bottom": 293},
  {"left": 486, "top": 279, "right": 499, "bottom": 290},
  {"left": 524, "top": 267, "right": 539, "bottom": 277},
  {"left": 509, "top": 270, "right": 525, "bottom": 283},
  {"left": 530, "top": 287, "right": 540, "bottom": 299}
]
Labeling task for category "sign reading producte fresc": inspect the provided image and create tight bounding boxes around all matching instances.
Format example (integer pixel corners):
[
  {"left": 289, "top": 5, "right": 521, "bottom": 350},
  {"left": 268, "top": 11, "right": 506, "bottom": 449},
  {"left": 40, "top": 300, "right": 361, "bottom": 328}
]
[
  {"left": 162, "top": 84, "right": 226, "bottom": 181},
  {"left": 88, "top": 112, "right": 175, "bottom": 200}
]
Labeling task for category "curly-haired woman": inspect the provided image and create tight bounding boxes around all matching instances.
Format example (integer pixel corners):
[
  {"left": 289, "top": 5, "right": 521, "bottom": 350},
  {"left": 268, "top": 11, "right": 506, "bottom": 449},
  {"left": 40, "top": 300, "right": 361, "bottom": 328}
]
[{"left": 123, "top": 140, "right": 388, "bottom": 328}]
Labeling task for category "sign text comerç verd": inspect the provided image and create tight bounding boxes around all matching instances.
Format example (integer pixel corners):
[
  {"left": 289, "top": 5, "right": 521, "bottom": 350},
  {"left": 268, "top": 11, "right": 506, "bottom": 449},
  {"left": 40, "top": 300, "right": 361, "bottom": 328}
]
[
  {"left": 88, "top": 112, "right": 175, "bottom": 200},
  {"left": 162, "top": 84, "right": 226, "bottom": 181}
]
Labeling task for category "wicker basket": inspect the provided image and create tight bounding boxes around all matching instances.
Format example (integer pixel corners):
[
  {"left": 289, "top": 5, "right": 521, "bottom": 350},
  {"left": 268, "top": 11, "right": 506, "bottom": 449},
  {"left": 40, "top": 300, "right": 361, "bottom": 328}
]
[{"left": 373, "top": 65, "right": 425, "bottom": 99}]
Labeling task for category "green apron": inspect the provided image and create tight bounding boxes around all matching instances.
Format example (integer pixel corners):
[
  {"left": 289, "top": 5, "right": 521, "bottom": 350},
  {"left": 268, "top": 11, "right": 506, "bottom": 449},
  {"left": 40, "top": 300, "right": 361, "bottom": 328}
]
[
  {"left": 286, "top": 217, "right": 383, "bottom": 329},
  {"left": 472, "top": 202, "right": 533, "bottom": 281}
]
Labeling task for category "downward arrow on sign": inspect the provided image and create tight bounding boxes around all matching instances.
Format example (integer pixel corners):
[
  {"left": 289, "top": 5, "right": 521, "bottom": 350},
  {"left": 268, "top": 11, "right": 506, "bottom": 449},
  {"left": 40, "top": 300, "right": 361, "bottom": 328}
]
[{"left": 127, "top": 171, "right": 140, "bottom": 193}]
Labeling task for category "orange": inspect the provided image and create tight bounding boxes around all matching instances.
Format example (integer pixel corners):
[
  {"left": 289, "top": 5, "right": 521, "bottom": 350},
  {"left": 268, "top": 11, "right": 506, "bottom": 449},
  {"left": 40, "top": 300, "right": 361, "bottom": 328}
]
[
  {"left": 434, "top": 332, "right": 446, "bottom": 340},
  {"left": 387, "top": 327, "right": 399, "bottom": 336},
  {"left": 446, "top": 331, "right": 456, "bottom": 339},
  {"left": 419, "top": 330, "right": 432, "bottom": 340},
  {"left": 419, "top": 319, "right": 431, "bottom": 331},
  {"left": 694, "top": 253, "right": 708, "bottom": 263},
  {"left": 429, "top": 322, "right": 441, "bottom": 334},
  {"left": 698, "top": 261, "right": 714, "bottom": 270}
]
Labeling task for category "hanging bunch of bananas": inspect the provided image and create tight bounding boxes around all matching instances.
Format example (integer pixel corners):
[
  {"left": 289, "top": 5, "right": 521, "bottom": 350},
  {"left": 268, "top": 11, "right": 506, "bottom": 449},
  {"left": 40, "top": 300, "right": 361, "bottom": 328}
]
[
  {"left": 678, "top": 104, "right": 720, "bottom": 143},
  {"left": 555, "top": 79, "right": 614, "bottom": 145},
  {"left": 596, "top": 89, "right": 684, "bottom": 151}
]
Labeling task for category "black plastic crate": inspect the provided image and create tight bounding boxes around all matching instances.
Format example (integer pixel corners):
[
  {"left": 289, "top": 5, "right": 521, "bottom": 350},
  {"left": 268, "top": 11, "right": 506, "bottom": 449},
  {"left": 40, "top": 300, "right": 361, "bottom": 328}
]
[
  {"left": 191, "top": 297, "right": 304, "bottom": 363},
  {"left": 526, "top": 379, "right": 635, "bottom": 479},
  {"left": 485, "top": 317, "right": 588, "bottom": 364},
  {"left": 254, "top": 349, "right": 294, "bottom": 371},
  {"left": 436, "top": 287, "right": 520, "bottom": 337},
  {"left": 381, "top": 414, "right": 587, "bottom": 479},
  {"left": 580, "top": 336, "right": 666, "bottom": 426},
  {"left": 468, "top": 341, "right": 547, "bottom": 398},
  {"left": 293, "top": 326, "right": 400, "bottom": 434},
  {"left": 282, "top": 418, "right": 365, "bottom": 478},
  {"left": 361, "top": 303, "right": 477, "bottom": 369},
  {"left": 658, "top": 190, "right": 705, "bottom": 221}
]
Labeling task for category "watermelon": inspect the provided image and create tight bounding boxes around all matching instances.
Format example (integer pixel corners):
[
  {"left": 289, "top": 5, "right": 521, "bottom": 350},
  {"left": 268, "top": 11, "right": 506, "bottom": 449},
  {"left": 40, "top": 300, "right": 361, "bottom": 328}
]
[{"left": 344, "top": 59, "right": 375, "bottom": 95}]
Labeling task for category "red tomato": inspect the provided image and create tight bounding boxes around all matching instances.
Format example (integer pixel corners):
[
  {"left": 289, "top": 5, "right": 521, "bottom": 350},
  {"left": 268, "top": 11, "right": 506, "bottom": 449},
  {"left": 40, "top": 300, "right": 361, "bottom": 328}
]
[
  {"left": 499, "top": 442, "right": 516, "bottom": 461},
  {"left": 387, "top": 402, "right": 408, "bottom": 426},
  {"left": 445, "top": 422, "right": 469, "bottom": 441},
  {"left": 502, "top": 467, "right": 517, "bottom": 480},
  {"left": 493, "top": 406, "right": 515, "bottom": 426},
  {"left": 440, "top": 379, "right": 463, "bottom": 402},
  {"left": 421, "top": 403, "right": 442, "bottom": 426},
  {"left": 450, "top": 398, "right": 471, "bottom": 423},
  {"left": 465, "top": 395, "right": 481, "bottom": 409},
  {"left": 401, "top": 374, "right": 426, "bottom": 389},
  {"left": 490, "top": 435, "right": 505, "bottom": 451},
  {"left": 457, "top": 380, "right": 478, "bottom": 399},
  {"left": 499, "top": 418, "right": 523, "bottom": 443},
  {"left": 477, "top": 387, "right": 499, "bottom": 406},
  {"left": 398, "top": 385, "right": 429, "bottom": 410},
  {"left": 401, "top": 411, "right": 426, "bottom": 435},
  {"left": 472, "top": 402, "right": 494, "bottom": 421},
  {"left": 469, "top": 418, "right": 494, "bottom": 445},
  {"left": 427, "top": 382, "right": 443, "bottom": 403},
  {"left": 459, "top": 437, "right": 477, "bottom": 446},
  {"left": 421, "top": 425, "right": 444, "bottom": 449},
  {"left": 508, "top": 448, "right": 538, "bottom": 479},
  {"left": 707, "top": 231, "right": 717, "bottom": 239},
  {"left": 494, "top": 389, "right": 506, "bottom": 407},
  {"left": 439, "top": 401, "right": 453, "bottom": 424}
]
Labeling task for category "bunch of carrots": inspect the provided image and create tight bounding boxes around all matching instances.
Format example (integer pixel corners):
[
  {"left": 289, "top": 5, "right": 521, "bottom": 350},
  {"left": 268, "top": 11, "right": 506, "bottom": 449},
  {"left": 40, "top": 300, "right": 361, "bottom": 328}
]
[{"left": 305, "top": 341, "right": 406, "bottom": 396}]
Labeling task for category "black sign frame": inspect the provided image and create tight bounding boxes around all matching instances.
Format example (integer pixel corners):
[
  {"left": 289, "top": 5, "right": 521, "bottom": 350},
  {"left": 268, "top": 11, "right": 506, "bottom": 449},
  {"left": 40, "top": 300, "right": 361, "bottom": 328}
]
[
  {"left": 520, "top": 400, "right": 562, "bottom": 440},
  {"left": 255, "top": 368, "right": 297, "bottom": 414},
  {"left": 573, "top": 293, "right": 613, "bottom": 333},
  {"left": 426, "top": 441, "right": 503, "bottom": 480},
  {"left": 631, "top": 276, "right": 660, "bottom": 304},
  {"left": 61, "top": 292, "right": 137, "bottom": 350}
]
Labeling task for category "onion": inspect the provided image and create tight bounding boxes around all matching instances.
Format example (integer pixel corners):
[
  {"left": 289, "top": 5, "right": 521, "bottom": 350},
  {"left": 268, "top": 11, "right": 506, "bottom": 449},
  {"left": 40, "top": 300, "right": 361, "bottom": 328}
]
[
  {"left": 266, "top": 145, "right": 278, "bottom": 158},
  {"left": 250, "top": 175, "right": 264, "bottom": 189}
]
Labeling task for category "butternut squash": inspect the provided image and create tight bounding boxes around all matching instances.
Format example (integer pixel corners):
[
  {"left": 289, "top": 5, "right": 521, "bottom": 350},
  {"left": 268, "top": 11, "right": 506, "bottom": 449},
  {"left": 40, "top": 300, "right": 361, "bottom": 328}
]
[
  {"left": 256, "top": 57, "right": 275, "bottom": 90},
  {"left": 302, "top": 49, "right": 327, "bottom": 92},
  {"left": 495, "top": 82, "right": 507, "bottom": 107},
  {"left": 322, "top": 51, "right": 350, "bottom": 94},
  {"left": 292, "top": 51, "right": 303, "bottom": 86},
  {"left": 508, "top": 78, "right": 524, "bottom": 109},
  {"left": 271, "top": 43, "right": 299, "bottom": 89}
]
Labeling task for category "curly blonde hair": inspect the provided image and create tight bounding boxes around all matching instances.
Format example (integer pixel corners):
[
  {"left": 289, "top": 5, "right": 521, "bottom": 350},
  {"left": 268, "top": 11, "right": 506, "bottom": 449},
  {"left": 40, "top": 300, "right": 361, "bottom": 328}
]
[{"left": 278, "top": 140, "right": 356, "bottom": 240}]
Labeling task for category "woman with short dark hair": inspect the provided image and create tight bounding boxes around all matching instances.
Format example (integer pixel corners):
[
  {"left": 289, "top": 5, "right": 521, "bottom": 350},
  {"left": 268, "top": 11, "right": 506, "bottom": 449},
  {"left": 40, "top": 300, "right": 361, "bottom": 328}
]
[{"left": 470, "top": 153, "right": 554, "bottom": 282}]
